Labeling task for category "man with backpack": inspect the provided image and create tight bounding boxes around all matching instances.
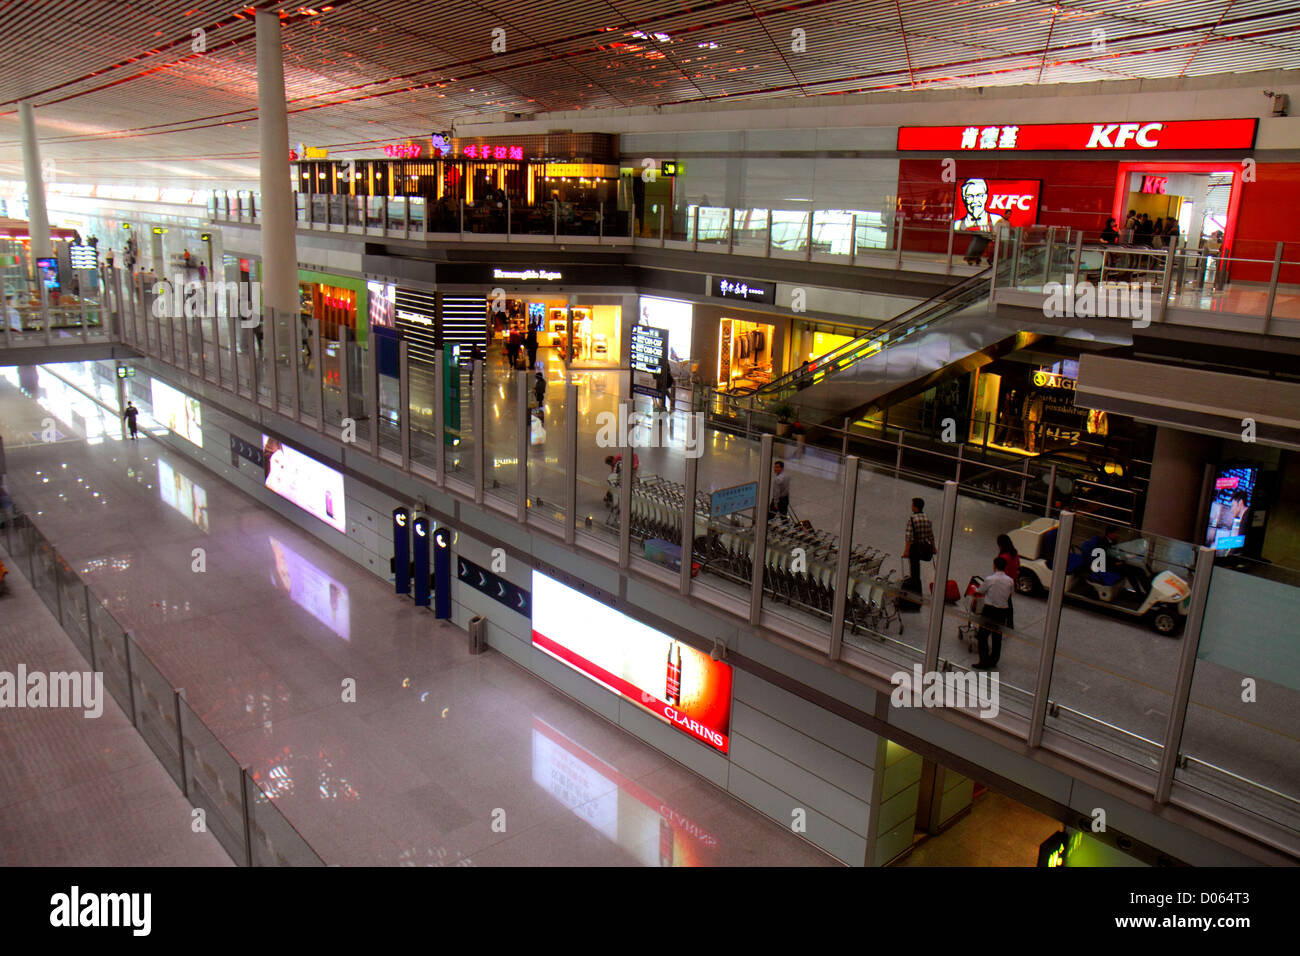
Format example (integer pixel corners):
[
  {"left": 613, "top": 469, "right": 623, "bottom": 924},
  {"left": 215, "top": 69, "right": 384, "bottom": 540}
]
[
  {"left": 902, "top": 497, "right": 935, "bottom": 598},
  {"left": 123, "top": 401, "right": 140, "bottom": 440}
]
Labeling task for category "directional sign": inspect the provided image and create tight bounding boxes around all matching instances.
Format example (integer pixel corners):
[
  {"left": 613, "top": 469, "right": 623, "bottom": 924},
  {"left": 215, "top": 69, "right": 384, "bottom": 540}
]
[
  {"left": 458, "top": 556, "right": 530, "bottom": 618},
  {"left": 710, "top": 481, "right": 758, "bottom": 518}
]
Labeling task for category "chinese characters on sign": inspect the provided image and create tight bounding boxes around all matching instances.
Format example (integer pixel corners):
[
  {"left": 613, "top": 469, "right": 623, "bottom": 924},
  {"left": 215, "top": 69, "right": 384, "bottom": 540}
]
[
  {"left": 960, "top": 125, "right": 1020, "bottom": 150},
  {"left": 383, "top": 143, "right": 422, "bottom": 159},
  {"left": 462, "top": 144, "right": 525, "bottom": 160},
  {"left": 711, "top": 276, "right": 776, "bottom": 304}
]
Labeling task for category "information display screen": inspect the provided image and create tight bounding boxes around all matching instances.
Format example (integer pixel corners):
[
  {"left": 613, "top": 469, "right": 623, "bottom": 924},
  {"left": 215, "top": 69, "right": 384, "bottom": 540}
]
[
  {"left": 1204, "top": 466, "right": 1258, "bottom": 551},
  {"left": 157, "top": 459, "right": 209, "bottom": 532},
  {"left": 261, "top": 435, "right": 346, "bottom": 533},
  {"left": 531, "top": 571, "right": 733, "bottom": 753},
  {"left": 150, "top": 378, "right": 203, "bottom": 448},
  {"left": 630, "top": 324, "right": 668, "bottom": 375}
]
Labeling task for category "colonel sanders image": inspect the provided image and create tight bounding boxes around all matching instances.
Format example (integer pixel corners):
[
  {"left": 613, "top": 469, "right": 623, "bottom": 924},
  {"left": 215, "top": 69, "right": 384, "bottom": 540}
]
[{"left": 954, "top": 178, "right": 1005, "bottom": 232}]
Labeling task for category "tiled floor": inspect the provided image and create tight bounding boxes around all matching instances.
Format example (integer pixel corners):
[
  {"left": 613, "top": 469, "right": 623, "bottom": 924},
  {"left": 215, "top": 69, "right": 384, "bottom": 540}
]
[
  {"left": 0, "top": 550, "right": 232, "bottom": 866},
  {"left": 895, "top": 789, "right": 1062, "bottom": 867},
  {"left": 0, "top": 368, "right": 835, "bottom": 867}
]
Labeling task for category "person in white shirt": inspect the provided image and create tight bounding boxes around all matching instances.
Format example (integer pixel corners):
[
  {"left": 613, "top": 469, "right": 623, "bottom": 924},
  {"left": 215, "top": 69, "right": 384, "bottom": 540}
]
[
  {"left": 973, "top": 556, "right": 1014, "bottom": 670},
  {"left": 769, "top": 461, "right": 791, "bottom": 518}
]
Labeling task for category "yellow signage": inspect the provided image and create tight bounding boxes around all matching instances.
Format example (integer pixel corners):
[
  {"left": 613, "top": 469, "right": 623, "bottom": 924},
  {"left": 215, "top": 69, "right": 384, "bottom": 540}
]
[
  {"left": 302, "top": 147, "right": 329, "bottom": 159},
  {"left": 543, "top": 163, "right": 619, "bottom": 179}
]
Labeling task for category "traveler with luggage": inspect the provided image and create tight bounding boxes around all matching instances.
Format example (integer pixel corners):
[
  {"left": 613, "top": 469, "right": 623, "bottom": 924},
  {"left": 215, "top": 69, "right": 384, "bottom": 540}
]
[
  {"left": 973, "top": 556, "right": 1014, "bottom": 670},
  {"left": 903, "top": 497, "right": 934, "bottom": 596}
]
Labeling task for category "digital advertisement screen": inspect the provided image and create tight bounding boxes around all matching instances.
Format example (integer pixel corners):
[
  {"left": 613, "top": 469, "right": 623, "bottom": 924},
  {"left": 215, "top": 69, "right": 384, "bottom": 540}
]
[
  {"left": 527, "top": 301, "right": 545, "bottom": 331},
  {"left": 638, "top": 296, "right": 693, "bottom": 361},
  {"left": 953, "top": 178, "right": 1041, "bottom": 231},
  {"left": 531, "top": 571, "right": 733, "bottom": 753},
  {"left": 261, "top": 435, "right": 346, "bottom": 533},
  {"left": 149, "top": 378, "right": 203, "bottom": 448},
  {"left": 157, "top": 459, "right": 209, "bottom": 532},
  {"left": 36, "top": 257, "right": 59, "bottom": 291},
  {"left": 1204, "top": 466, "right": 1258, "bottom": 551},
  {"left": 269, "top": 535, "right": 350, "bottom": 641}
]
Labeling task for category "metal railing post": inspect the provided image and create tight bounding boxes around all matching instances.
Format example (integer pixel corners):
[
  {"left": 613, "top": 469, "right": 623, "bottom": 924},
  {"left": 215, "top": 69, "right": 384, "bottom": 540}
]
[
  {"left": 659, "top": 205, "right": 665, "bottom": 248},
  {"left": 841, "top": 417, "right": 850, "bottom": 458},
  {"left": 239, "top": 766, "right": 254, "bottom": 867},
  {"left": 461, "top": 198, "right": 466, "bottom": 236},
  {"left": 181, "top": 293, "right": 193, "bottom": 373},
  {"left": 1263, "top": 240, "right": 1284, "bottom": 333},
  {"left": 727, "top": 206, "right": 734, "bottom": 255},
  {"left": 174, "top": 689, "right": 188, "bottom": 798},
  {"left": 336, "top": 335, "right": 349, "bottom": 428},
  {"left": 1158, "top": 247, "right": 1175, "bottom": 324},
  {"left": 433, "top": 348, "right": 446, "bottom": 484},
  {"left": 850, "top": 214, "right": 858, "bottom": 267},
  {"left": 228, "top": 313, "right": 239, "bottom": 396},
  {"left": 399, "top": 340, "right": 411, "bottom": 471},
  {"left": 1019, "top": 457, "right": 1030, "bottom": 511},
  {"left": 1071, "top": 232, "right": 1083, "bottom": 288},
  {"left": 1154, "top": 546, "right": 1217, "bottom": 802},
  {"left": 895, "top": 428, "right": 905, "bottom": 479},
  {"left": 765, "top": 209, "right": 772, "bottom": 258},
  {"left": 553, "top": 200, "right": 558, "bottom": 240},
  {"left": 694, "top": 206, "right": 702, "bottom": 252},
  {"left": 954, "top": 443, "right": 965, "bottom": 484},
  {"left": 618, "top": 437, "right": 633, "bottom": 569},
  {"left": 78, "top": 278, "right": 90, "bottom": 342},
  {"left": 806, "top": 210, "right": 815, "bottom": 262},
  {"left": 1028, "top": 510, "right": 1075, "bottom": 747},
  {"left": 749, "top": 434, "right": 775, "bottom": 625},
  {"left": 367, "top": 335, "right": 380, "bottom": 457},
  {"left": 516, "top": 369, "right": 529, "bottom": 523},
  {"left": 828, "top": 455, "right": 860, "bottom": 660},
  {"left": 945, "top": 220, "right": 955, "bottom": 274},
  {"left": 922, "top": 480, "right": 959, "bottom": 671},
  {"left": 311, "top": 319, "right": 324, "bottom": 429},
  {"left": 894, "top": 213, "right": 904, "bottom": 269},
  {"left": 680, "top": 449, "right": 698, "bottom": 596},
  {"left": 564, "top": 379, "right": 577, "bottom": 544},
  {"left": 1044, "top": 463, "right": 1057, "bottom": 517},
  {"left": 986, "top": 231, "right": 1002, "bottom": 315},
  {"left": 473, "top": 359, "right": 485, "bottom": 504},
  {"left": 40, "top": 280, "right": 52, "bottom": 345},
  {"left": 598, "top": 201, "right": 603, "bottom": 241},
  {"left": 124, "top": 635, "right": 138, "bottom": 726}
]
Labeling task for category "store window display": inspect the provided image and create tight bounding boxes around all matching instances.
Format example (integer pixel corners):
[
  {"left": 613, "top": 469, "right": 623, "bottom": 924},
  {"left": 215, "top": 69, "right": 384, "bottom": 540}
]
[
  {"left": 718, "top": 316, "right": 775, "bottom": 392},
  {"left": 490, "top": 297, "right": 622, "bottom": 369}
]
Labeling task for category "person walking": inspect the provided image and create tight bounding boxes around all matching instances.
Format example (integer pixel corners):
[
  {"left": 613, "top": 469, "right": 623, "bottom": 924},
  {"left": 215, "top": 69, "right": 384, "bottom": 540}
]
[
  {"left": 768, "top": 460, "right": 791, "bottom": 518},
  {"left": 996, "top": 532, "right": 1020, "bottom": 629},
  {"left": 791, "top": 420, "right": 807, "bottom": 459},
  {"left": 533, "top": 370, "right": 547, "bottom": 424},
  {"left": 123, "top": 401, "right": 140, "bottom": 440},
  {"left": 972, "top": 556, "right": 1014, "bottom": 669},
  {"left": 902, "top": 497, "right": 935, "bottom": 596},
  {"left": 507, "top": 326, "right": 521, "bottom": 370},
  {"left": 525, "top": 326, "right": 539, "bottom": 371}
]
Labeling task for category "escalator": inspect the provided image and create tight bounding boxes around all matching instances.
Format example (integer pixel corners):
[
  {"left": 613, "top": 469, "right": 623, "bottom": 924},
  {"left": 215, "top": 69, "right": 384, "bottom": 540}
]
[{"left": 742, "top": 268, "right": 1038, "bottom": 427}]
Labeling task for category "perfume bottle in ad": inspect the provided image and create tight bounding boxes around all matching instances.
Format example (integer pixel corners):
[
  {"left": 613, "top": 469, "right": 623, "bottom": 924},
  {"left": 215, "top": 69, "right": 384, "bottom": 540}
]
[{"left": 665, "top": 642, "right": 682, "bottom": 706}]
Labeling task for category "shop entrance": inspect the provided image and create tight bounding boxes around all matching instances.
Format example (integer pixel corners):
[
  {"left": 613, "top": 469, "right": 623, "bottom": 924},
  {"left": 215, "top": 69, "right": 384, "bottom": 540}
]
[
  {"left": 491, "top": 296, "right": 622, "bottom": 370},
  {"left": 718, "top": 316, "right": 775, "bottom": 392},
  {"left": 1113, "top": 162, "right": 1242, "bottom": 254}
]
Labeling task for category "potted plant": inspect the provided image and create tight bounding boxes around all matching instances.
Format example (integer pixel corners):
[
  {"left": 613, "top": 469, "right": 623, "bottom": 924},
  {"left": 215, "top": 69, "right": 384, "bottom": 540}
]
[{"left": 769, "top": 402, "right": 796, "bottom": 437}]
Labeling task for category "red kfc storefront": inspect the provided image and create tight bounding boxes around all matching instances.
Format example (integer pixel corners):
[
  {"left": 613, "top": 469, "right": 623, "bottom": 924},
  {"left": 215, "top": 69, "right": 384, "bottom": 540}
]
[{"left": 895, "top": 118, "right": 1298, "bottom": 282}]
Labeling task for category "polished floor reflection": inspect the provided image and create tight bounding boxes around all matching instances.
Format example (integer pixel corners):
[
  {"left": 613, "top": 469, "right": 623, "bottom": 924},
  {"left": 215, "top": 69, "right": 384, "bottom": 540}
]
[{"left": 0, "top": 368, "right": 833, "bottom": 866}]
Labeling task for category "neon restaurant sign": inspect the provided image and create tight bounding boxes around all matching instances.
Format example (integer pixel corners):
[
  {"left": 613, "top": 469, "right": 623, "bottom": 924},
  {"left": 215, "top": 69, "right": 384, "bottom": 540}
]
[{"left": 898, "top": 119, "right": 1257, "bottom": 152}]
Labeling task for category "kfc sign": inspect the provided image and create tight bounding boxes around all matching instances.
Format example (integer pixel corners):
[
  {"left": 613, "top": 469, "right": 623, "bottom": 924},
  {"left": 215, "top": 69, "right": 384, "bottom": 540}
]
[
  {"left": 954, "top": 178, "right": 1040, "bottom": 231},
  {"left": 1141, "top": 175, "right": 1169, "bottom": 195},
  {"left": 898, "top": 119, "right": 1257, "bottom": 152}
]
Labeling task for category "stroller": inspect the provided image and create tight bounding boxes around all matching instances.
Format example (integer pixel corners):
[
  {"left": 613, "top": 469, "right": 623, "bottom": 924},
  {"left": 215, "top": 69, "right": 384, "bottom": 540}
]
[{"left": 955, "top": 575, "right": 985, "bottom": 653}]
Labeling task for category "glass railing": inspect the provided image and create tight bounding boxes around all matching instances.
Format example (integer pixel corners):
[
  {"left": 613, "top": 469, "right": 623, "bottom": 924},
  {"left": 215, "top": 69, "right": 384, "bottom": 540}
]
[
  {"left": 100, "top": 245, "right": 1300, "bottom": 848},
  {"left": 0, "top": 504, "right": 325, "bottom": 866}
]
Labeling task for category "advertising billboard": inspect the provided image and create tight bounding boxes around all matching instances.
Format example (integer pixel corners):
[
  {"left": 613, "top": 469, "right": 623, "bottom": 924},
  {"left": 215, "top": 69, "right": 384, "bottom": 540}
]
[
  {"left": 261, "top": 435, "right": 346, "bottom": 533},
  {"left": 1204, "top": 466, "right": 1258, "bottom": 551},
  {"left": 953, "top": 178, "right": 1041, "bottom": 231},
  {"left": 531, "top": 571, "right": 732, "bottom": 753},
  {"left": 150, "top": 378, "right": 203, "bottom": 448},
  {"left": 898, "top": 119, "right": 1258, "bottom": 152}
]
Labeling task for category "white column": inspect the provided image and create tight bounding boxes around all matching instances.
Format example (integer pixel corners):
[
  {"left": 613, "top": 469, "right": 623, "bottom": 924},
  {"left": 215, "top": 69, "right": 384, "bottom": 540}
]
[
  {"left": 255, "top": 11, "right": 297, "bottom": 317},
  {"left": 19, "top": 101, "right": 52, "bottom": 259}
]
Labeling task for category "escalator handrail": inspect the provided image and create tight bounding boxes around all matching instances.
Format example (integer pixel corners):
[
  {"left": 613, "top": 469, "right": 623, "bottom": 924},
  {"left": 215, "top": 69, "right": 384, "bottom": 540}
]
[{"left": 756, "top": 267, "right": 991, "bottom": 400}]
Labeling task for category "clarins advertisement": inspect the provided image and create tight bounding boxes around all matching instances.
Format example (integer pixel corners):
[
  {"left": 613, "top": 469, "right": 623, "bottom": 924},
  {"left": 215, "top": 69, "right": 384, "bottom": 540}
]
[{"left": 531, "top": 571, "right": 732, "bottom": 753}]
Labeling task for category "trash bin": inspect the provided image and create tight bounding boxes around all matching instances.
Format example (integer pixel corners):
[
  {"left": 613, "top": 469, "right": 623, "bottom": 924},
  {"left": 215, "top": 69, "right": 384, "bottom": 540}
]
[{"left": 468, "top": 615, "right": 487, "bottom": 655}]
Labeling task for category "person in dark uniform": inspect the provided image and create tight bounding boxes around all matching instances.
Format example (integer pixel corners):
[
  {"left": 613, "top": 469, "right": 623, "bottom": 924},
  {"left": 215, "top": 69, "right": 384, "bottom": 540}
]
[{"left": 123, "top": 401, "right": 139, "bottom": 440}]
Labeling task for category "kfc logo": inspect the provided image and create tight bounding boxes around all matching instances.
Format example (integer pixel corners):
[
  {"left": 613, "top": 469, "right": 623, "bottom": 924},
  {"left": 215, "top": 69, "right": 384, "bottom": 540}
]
[
  {"left": 1085, "top": 123, "right": 1163, "bottom": 148},
  {"left": 954, "top": 178, "right": 1041, "bottom": 231}
]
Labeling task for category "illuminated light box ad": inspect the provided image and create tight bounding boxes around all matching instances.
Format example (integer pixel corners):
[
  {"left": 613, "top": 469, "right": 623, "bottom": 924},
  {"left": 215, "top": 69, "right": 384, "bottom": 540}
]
[
  {"left": 150, "top": 379, "right": 203, "bottom": 448},
  {"left": 531, "top": 571, "right": 733, "bottom": 753},
  {"left": 953, "top": 178, "right": 1040, "bottom": 231},
  {"left": 269, "top": 535, "right": 350, "bottom": 641},
  {"left": 261, "top": 435, "right": 346, "bottom": 533}
]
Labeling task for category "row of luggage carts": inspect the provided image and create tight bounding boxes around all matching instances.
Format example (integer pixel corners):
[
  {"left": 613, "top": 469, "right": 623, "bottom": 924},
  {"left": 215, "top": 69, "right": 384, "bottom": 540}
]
[{"left": 602, "top": 472, "right": 906, "bottom": 638}]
